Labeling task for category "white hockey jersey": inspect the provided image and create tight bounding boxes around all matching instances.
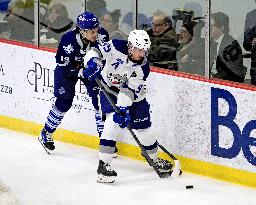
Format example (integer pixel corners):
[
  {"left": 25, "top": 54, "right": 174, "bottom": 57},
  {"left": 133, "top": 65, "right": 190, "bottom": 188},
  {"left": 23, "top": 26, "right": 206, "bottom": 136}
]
[{"left": 85, "top": 39, "right": 150, "bottom": 106}]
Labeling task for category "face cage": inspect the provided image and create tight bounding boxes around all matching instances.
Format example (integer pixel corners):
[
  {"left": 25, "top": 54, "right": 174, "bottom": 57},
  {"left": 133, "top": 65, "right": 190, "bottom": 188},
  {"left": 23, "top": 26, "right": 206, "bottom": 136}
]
[
  {"left": 128, "top": 44, "right": 149, "bottom": 65},
  {"left": 128, "top": 43, "right": 150, "bottom": 58}
]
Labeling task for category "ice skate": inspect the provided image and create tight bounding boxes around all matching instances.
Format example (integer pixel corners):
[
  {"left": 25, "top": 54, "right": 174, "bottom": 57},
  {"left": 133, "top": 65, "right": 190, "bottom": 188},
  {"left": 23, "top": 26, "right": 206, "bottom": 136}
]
[
  {"left": 112, "top": 146, "right": 118, "bottom": 158},
  {"left": 97, "top": 160, "right": 117, "bottom": 183},
  {"left": 38, "top": 129, "right": 55, "bottom": 153}
]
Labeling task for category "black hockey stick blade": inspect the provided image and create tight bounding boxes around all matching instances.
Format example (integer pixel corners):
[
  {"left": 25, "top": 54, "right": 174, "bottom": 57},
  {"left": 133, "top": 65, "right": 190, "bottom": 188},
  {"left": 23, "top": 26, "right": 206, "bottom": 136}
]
[
  {"left": 38, "top": 137, "right": 51, "bottom": 155},
  {"left": 158, "top": 143, "right": 182, "bottom": 178}
]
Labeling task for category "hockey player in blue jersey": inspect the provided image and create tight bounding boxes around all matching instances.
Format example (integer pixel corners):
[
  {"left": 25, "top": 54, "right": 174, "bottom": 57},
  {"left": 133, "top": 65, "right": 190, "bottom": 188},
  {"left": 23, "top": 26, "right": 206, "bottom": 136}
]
[
  {"left": 82, "top": 29, "right": 173, "bottom": 183},
  {"left": 39, "top": 11, "right": 109, "bottom": 152}
]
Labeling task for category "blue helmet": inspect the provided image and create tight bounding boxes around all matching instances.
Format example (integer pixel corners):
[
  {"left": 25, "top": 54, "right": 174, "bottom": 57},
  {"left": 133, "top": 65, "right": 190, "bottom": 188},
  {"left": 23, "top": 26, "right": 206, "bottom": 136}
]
[{"left": 77, "top": 11, "right": 99, "bottom": 30}]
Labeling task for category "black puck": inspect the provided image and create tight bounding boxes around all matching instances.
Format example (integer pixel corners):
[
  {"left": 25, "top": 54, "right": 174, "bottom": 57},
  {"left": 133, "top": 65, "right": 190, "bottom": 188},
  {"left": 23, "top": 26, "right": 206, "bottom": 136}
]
[{"left": 186, "top": 185, "right": 194, "bottom": 189}]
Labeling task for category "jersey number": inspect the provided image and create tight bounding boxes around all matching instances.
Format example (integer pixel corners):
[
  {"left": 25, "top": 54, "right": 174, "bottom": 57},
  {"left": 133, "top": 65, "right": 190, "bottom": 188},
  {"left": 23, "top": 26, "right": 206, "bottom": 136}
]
[{"left": 61, "top": 56, "right": 70, "bottom": 62}]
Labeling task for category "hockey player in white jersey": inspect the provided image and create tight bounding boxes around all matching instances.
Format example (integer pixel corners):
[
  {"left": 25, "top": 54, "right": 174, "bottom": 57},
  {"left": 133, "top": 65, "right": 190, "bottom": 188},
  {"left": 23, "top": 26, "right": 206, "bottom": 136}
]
[{"left": 82, "top": 29, "right": 172, "bottom": 183}]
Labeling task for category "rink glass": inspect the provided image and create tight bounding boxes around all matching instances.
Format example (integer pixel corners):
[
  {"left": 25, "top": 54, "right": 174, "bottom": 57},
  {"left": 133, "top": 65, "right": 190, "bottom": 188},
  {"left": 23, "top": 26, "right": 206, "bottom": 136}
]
[{"left": 0, "top": 0, "right": 255, "bottom": 85}]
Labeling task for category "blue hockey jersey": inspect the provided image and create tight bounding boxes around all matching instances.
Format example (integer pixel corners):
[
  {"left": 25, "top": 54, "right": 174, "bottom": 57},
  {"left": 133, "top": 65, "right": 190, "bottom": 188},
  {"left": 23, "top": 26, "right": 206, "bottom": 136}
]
[{"left": 55, "top": 27, "right": 109, "bottom": 71}]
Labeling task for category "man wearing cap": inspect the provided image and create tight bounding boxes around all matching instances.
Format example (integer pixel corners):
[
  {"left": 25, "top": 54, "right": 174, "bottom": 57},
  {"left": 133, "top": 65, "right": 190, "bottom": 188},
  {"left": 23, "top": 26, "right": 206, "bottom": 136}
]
[{"left": 177, "top": 21, "right": 205, "bottom": 75}]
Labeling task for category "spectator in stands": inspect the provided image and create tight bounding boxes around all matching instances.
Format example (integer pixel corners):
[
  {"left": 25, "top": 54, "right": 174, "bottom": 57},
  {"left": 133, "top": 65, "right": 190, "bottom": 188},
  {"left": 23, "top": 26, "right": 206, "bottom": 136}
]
[
  {"left": 40, "top": 3, "right": 74, "bottom": 43},
  {"left": 243, "top": 1, "right": 256, "bottom": 85},
  {"left": 177, "top": 21, "right": 205, "bottom": 75},
  {"left": 210, "top": 12, "right": 246, "bottom": 83},
  {"left": 146, "top": 10, "right": 179, "bottom": 69},
  {"left": 183, "top": 1, "right": 203, "bottom": 19},
  {"left": 101, "top": 9, "right": 127, "bottom": 40},
  {"left": 119, "top": 12, "right": 148, "bottom": 35},
  {"left": 86, "top": 0, "right": 107, "bottom": 20},
  {"left": 244, "top": 0, "right": 256, "bottom": 37},
  {"left": 0, "top": 0, "right": 34, "bottom": 42}
]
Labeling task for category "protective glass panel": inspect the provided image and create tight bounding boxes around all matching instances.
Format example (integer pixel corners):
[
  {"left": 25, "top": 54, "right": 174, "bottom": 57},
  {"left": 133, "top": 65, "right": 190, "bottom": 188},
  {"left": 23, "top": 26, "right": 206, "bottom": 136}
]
[
  {"left": 86, "top": 0, "right": 133, "bottom": 40},
  {"left": 39, "top": 0, "right": 84, "bottom": 48},
  {"left": 0, "top": 0, "right": 35, "bottom": 44},
  {"left": 138, "top": 0, "right": 206, "bottom": 76},
  {"left": 211, "top": 0, "right": 255, "bottom": 85}
]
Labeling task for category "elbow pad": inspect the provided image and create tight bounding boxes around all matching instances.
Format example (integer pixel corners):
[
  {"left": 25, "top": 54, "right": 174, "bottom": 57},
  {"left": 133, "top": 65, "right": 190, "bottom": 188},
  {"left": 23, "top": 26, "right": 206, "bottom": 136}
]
[{"left": 84, "top": 48, "right": 101, "bottom": 67}]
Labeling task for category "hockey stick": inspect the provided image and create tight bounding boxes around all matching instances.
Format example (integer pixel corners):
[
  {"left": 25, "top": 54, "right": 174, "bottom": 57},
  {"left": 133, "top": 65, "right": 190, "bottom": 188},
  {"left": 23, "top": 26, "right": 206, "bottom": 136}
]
[
  {"left": 95, "top": 79, "right": 179, "bottom": 178},
  {"left": 158, "top": 143, "right": 181, "bottom": 178}
]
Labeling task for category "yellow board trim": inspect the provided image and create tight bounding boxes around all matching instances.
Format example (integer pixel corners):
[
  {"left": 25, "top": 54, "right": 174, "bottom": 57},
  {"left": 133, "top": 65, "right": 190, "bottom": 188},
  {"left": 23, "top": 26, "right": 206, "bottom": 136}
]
[{"left": 1, "top": 115, "right": 256, "bottom": 188}]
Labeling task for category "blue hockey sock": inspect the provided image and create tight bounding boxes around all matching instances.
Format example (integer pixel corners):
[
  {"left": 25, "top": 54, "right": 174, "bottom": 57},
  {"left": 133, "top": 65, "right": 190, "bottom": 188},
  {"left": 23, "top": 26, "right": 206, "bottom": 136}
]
[
  {"left": 44, "top": 105, "right": 66, "bottom": 133},
  {"left": 95, "top": 110, "right": 104, "bottom": 137}
]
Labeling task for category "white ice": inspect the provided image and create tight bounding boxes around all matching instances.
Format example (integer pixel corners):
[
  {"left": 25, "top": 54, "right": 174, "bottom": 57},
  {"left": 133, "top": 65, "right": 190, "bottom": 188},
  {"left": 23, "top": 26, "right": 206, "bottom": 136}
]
[{"left": 0, "top": 128, "right": 256, "bottom": 205}]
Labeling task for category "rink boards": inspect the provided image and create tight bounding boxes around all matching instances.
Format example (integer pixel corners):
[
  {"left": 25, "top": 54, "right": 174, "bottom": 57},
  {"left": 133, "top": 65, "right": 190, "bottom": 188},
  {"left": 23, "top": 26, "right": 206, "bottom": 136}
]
[{"left": 0, "top": 39, "right": 256, "bottom": 187}]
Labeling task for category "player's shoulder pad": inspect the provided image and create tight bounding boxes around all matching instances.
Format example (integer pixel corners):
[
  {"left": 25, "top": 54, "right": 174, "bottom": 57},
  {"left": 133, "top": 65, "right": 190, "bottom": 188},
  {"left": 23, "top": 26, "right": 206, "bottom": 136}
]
[
  {"left": 98, "top": 27, "right": 110, "bottom": 41},
  {"left": 60, "top": 29, "right": 76, "bottom": 41},
  {"left": 141, "top": 60, "right": 150, "bottom": 80},
  {"left": 112, "top": 39, "right": 128, "bottom": 55},
  {"left": 59, "top": 29, "right": 77, "bottom": 47}
]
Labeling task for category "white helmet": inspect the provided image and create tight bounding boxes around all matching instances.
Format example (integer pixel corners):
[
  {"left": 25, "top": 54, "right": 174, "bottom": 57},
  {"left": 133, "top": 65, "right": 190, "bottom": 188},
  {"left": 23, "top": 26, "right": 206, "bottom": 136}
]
[{"left": 128, "top": 29, "right": 151, "bottom": 51}]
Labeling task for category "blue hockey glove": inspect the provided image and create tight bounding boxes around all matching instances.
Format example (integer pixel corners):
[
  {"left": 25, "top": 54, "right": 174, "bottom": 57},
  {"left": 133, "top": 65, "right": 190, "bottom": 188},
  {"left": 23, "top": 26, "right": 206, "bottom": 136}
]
[
  {"left": 113, "top": 107, "right": 131, "bottom": 129},
  {"left": 83, "top": 57, "right": 102, "bottom": 81}
]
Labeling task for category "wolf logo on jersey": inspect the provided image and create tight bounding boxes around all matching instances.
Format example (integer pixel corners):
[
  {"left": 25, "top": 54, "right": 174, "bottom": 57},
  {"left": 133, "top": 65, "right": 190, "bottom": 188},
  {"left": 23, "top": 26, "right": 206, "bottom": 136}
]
[{"left": 107, "top": 72, "right": 127, "bottom": 86}]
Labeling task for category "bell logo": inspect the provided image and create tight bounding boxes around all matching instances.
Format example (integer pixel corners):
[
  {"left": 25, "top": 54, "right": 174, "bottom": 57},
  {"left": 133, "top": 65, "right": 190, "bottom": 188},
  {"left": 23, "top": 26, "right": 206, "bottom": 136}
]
[{"left": 211, "top": 87, "right": 256, "bottom": 166}]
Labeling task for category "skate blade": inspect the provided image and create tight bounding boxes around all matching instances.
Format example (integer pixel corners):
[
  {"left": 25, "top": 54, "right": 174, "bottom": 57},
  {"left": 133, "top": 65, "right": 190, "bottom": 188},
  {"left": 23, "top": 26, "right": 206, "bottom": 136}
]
[
  {"left": 112, "top": 153, "right": 117, "bottom": 159},
  {"left": 38, "top": 137, "right": 51, "bottom": 155},
  {"left": 97, "top": 174, "right": 116, "bottom": 183}
]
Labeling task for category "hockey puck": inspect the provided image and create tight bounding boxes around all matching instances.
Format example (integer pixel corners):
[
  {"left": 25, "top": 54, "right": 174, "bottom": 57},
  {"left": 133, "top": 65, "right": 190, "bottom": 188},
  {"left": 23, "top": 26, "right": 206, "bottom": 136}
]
[{"left": 186, "top": 185, "right": 194, "bottom": 189}]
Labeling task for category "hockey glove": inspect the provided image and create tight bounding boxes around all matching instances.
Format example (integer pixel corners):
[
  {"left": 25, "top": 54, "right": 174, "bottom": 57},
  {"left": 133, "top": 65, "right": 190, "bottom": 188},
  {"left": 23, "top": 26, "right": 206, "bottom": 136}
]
[
  {"left": 113, "top": 107, "right": 131, "bottom": 129},
  {"left": 83, "top": 57, "right": 102, "bottom": 81}
]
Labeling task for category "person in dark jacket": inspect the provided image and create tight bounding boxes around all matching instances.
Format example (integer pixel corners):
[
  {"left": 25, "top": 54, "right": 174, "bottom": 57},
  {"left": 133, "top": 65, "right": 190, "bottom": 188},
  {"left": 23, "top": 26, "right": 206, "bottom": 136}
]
[
  {"left": 210, "top": 12, "right": 246, "bottom": 83},
  {"left": 146, "top": 10, "right": 179, "bottom": 69},
  {"left": 243, "top": 2, "right": 256, "bottom": 85}
]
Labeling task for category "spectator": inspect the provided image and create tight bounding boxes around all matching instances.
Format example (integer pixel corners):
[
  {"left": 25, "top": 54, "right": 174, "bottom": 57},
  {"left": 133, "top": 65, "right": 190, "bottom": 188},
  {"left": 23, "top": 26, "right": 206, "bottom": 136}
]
[
  {"left": 210, "top": 12, "right": 246, "bottom": 83},
  {"left": 120, "top": 12, "right": 148, "bottom": 35},
  {"left": 177, "top": 21, "right": 205, "bottom": 75},
  {"left": 243, "top": 1, "right": 256, "bottom": 85},
  {"left": 172, "top": 1, "right": 204, "bottom": 35},
  {"left": 183, "top": 1, "right": 203, "bottom": 18},
  {"left": 244, "top": 0, "right": 256, "bottom": 37},
  {"left": 41, "top": 3, "right": 74, "bottom": 42},
  {"left": 86, "top": 0, "right": 107, "bottom": 20},
  {"left": 147, "top": 10, "right": 178, "bottom": 69},
  {"left": 0, "top": 0, "right": 34, "bottom": 42},
  {"left": 101, "top": 9, "right": 127, "bottom": 40}
]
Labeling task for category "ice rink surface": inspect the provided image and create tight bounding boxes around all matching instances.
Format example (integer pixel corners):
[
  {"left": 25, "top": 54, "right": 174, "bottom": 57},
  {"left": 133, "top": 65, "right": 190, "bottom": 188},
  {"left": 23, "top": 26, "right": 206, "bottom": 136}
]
[{"left": 0, "top": 128, "right": 256, "bottom": 205}]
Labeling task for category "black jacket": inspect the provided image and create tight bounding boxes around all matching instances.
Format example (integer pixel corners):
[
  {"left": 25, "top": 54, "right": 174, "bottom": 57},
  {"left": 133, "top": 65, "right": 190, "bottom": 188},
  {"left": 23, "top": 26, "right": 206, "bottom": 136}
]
[{"left": 210, "top": 34, "right": 246, "bottom": 83}]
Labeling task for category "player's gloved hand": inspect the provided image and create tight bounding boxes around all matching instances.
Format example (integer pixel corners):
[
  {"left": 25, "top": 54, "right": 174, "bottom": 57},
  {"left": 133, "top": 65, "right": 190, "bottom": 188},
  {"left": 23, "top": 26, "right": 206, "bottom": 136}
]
[
  {"left": 113, "top": 107, "right": 131, "bottom": 129},
  {"left": 83, "top": 57, "right": 102, "bottom": 81}
]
